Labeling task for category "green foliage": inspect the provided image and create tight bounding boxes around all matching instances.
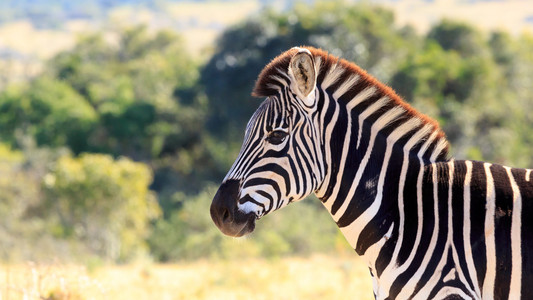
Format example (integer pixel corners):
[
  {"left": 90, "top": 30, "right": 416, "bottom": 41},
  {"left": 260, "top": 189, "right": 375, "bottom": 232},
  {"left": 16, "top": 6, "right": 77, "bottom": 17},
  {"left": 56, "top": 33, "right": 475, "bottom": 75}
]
[
  {"left": 391, "top": 42, "right": 464, "bottom": 104},
  {"left": 0, "top": 143, "right": 36, "bottom": 261},
  {"left": 0, "top": 79, "right": 97, "bottom": 152},
  {"left": 0, "top": 26, "right": 208, "bottom": 177},
  {"left": 0, "top": 141, "right": 160, "bottom": 263},
  {"left": 427, "top": 19, "right": 486, "bottom": 58},
  {"left": 42, "top": 154, "right": 160, "bottom": 262},
  {"left": 47, "top": 26, "right": 205, "bottom": 161},
  {"left": 0, "top": 142, "right": 74, "bottom": 262},
  {"left": 0, "top": 25, "right": 218, "bottom": 195},
  {"left": 149, "top": 186, "right": 341, "bottom": 261}
]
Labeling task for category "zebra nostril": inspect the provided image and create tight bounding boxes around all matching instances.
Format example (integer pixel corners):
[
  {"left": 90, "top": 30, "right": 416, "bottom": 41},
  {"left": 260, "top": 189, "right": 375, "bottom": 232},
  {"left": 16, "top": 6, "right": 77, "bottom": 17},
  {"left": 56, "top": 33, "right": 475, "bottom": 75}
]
[{"left": 222, "top": 209, "right": 230, "bottom": 223}]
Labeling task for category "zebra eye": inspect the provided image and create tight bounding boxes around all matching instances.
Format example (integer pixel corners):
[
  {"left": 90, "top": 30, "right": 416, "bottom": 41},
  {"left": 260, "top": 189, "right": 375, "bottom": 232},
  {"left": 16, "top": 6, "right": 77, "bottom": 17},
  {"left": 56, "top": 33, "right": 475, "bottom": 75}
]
[{"left": 266, "top": 130, "right": 288, "bottom": 145}]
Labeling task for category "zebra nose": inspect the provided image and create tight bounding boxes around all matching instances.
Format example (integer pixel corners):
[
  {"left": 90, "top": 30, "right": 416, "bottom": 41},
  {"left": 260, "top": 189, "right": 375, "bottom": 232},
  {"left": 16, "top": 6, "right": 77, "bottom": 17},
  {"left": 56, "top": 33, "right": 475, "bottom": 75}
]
[
  {"left": 210, "top": 180, "right": 239, "bottom": 230},
  {"left": 210, "top": 179, "right": 256, "bottom": 237}
]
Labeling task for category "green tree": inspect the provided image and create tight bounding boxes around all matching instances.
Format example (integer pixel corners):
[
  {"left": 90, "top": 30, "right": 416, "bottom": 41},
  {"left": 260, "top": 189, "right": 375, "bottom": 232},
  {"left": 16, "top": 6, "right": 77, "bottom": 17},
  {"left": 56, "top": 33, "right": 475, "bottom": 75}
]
[
  {"left": 49, "top": 26, "right": 205, "bottom": 161},
  {"left": 427, "top": 19, "right": 486, "bottom": 58},
  {"left": 42, "top": 153, "right": 160, "bottom": 262},
  {"left": 0, "top": 78, "right": 97, "bottom": 152}
]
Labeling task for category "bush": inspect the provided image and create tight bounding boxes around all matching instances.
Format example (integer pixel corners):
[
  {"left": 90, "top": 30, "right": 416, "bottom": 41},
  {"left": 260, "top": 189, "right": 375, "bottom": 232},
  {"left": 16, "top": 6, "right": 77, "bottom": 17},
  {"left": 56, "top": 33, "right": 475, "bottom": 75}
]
[
  {"left": 149, "top": 185, "right": 344, "bottom": 261},
  {"left": 42, "top": 154, "right": 160, "bottom": 262}
]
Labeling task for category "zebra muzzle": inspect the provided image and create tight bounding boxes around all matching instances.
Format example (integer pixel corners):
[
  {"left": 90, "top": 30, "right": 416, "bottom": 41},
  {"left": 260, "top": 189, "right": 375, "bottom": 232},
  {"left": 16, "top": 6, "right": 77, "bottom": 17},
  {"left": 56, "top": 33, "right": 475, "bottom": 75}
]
[{"left": 210, "top": 179, "right": 256, "bottom": 237}]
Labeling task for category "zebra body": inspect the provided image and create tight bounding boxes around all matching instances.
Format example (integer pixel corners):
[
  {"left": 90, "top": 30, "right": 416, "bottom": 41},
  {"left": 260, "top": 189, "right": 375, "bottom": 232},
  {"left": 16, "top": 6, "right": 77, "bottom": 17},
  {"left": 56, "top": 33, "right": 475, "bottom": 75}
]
[{"left": 210, "top": 46, "right": 533, "bottom": 299}]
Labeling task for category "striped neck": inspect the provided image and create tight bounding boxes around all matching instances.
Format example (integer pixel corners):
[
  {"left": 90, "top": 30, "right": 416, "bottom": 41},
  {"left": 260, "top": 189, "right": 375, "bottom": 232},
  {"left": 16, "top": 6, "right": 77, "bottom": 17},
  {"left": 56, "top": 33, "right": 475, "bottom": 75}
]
[
  {"left": 307, "top": 51, "right": 449, "bottom": 265},
  {"left": 311, "top": 49, "right": 450, "bottom": 201}
]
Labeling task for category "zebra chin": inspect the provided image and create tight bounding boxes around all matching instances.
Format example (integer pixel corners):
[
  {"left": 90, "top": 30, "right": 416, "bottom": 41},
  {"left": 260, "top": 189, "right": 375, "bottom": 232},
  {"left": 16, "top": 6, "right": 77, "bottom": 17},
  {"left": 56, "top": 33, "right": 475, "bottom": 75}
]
[{"left": 210, "top": 179, "right": 257, "bottom": 237}]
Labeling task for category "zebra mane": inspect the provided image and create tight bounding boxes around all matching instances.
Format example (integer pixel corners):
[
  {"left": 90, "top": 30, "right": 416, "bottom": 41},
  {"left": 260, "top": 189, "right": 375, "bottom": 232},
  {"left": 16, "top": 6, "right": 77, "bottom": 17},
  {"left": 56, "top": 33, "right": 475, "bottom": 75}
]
[{"left": 253, "top": 46, "right": 449, "bottom": 161}]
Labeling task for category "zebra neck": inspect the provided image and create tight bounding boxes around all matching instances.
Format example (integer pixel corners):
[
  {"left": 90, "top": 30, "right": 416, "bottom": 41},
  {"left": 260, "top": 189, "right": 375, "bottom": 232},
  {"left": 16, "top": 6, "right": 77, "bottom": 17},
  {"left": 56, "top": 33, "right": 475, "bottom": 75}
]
[
  {"left": 313, "top": 57, "right": 449, "bottom": 197},
  {"left": 315, "top": 82, "right": 449, "bottom": 202},
  {"left": 314, "top": 80, "right": 450, "bottom": 264}
]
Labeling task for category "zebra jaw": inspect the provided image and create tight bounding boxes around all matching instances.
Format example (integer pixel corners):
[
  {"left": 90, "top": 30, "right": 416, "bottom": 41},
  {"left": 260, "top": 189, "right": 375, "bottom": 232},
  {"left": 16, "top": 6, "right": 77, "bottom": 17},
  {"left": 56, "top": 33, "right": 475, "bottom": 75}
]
[{"left": 210, "top": 179, "right": 257, "bottom": 237}]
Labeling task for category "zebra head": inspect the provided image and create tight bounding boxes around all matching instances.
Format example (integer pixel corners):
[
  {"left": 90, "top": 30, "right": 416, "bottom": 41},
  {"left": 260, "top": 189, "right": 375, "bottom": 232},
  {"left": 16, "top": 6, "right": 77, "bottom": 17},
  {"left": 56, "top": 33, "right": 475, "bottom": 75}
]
[{"left": 210, "top": 48, "right": 325, "bottom": 237}]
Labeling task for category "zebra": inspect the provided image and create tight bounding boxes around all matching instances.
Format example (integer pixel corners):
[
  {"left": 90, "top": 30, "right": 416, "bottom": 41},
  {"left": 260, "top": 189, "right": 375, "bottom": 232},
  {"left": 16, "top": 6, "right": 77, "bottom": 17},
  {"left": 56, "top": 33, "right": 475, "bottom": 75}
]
[{"left": 209, "top": 46, "right": 533, "bottom": 299}]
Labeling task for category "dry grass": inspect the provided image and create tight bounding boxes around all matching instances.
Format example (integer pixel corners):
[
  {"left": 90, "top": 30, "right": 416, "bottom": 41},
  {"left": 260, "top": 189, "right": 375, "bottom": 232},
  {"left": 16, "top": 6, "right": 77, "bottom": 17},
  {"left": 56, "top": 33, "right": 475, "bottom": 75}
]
[
  {"left": 0, "top": 262, "right": 104, "bottom": 300},
  {"left": 0, "top": 255, "right": 373, "bottom": 300}
]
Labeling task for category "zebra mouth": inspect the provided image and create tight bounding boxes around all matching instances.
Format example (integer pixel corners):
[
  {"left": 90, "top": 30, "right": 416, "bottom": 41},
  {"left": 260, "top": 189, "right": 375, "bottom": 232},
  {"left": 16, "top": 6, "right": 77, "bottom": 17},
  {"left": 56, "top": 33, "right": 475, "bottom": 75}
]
[
  {"left": 217, "top": 210, "right": 256, "bottom": 237},
  {"left": 235, "top": 212, "right": 257, "bottom": 237}
]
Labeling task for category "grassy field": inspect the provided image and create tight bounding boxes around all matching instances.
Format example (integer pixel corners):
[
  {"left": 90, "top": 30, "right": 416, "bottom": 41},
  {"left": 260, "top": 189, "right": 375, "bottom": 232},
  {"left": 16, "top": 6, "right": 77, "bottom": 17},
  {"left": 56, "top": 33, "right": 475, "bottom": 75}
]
[{"left": 0, "top": 255, "right": 373, "bottom": 300}]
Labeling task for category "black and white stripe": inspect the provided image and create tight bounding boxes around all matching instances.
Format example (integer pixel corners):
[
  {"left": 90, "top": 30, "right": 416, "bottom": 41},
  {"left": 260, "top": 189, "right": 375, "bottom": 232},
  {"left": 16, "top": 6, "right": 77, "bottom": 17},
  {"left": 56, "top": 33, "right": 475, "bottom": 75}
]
[{"left": 212, "top": 47, "right": 533, "bottom": 299}]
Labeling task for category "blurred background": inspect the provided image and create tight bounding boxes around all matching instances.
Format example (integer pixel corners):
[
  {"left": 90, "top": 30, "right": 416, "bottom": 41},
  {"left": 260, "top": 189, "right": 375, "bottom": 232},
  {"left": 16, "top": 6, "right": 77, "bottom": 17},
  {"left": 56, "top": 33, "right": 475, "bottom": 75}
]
[{"left": 0, "top": 0, "right": 532, "bottom": 299}]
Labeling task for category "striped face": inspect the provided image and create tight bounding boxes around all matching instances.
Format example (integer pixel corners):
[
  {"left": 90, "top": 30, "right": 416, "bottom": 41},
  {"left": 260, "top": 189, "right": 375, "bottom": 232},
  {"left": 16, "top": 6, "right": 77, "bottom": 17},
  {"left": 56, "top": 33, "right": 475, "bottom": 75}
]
[{"left": 210, "top": 49, "right": 323, "bottom": 237}]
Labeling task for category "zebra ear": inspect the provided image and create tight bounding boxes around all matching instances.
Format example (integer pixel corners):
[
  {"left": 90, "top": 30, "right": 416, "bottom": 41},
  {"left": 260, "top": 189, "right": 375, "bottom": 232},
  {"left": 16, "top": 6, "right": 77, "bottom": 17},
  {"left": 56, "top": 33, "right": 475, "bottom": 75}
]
[{"left": 288, "top": 49, "right": 317, "bottom": 107}]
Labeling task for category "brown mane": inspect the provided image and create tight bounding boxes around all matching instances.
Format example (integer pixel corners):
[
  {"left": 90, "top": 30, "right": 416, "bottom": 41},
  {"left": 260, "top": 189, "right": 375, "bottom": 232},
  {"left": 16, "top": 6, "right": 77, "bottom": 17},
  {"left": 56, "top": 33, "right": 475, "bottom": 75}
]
[{"left": 252, "top": 46, "right": 448, "bottom": 147}]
